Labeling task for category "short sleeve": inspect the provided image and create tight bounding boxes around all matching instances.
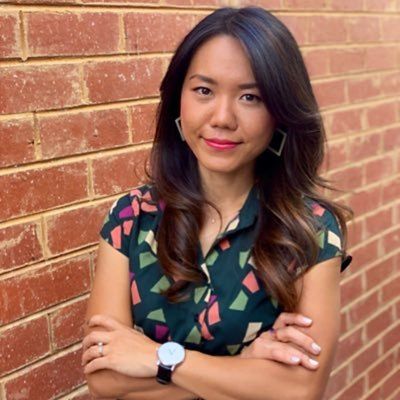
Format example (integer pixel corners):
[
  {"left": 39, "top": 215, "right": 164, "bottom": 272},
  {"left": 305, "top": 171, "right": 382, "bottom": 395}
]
[
  {"left": 100, "top": 193, "right": 136, "bottom": 257},
  {"left": 312, "top": 203, "right": 352, "bottom": 273}
]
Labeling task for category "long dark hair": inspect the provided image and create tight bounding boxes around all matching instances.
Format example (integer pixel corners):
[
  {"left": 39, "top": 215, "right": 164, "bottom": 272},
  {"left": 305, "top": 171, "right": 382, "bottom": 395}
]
[{"left": 146, "top": 6, "right": 353, "bottom": 311}]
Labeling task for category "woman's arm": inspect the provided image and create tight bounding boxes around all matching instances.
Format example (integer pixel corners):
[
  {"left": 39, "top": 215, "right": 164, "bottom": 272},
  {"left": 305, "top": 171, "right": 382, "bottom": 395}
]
[
  {"left": 170, "top": 256, "right": 342, "bottom": 400},
  {"left": 83, "top": 238, "right": 197, "bottom": 399}
]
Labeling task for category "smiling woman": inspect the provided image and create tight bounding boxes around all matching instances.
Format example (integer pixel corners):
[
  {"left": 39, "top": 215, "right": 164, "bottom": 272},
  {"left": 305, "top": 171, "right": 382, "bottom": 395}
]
[{"left": 82, "top": 6, "right": 353, "bottom": 400}]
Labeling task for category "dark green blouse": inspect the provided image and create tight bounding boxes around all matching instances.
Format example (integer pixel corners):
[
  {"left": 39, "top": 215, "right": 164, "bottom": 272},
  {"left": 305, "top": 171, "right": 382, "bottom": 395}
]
[{"left": 100, "top": 183, "right": 351, "bottom": 356}]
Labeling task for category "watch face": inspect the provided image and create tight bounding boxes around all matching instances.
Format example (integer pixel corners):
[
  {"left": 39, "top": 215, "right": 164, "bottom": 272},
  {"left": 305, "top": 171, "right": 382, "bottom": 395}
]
[{"left": 157, "top": 342, "right": 185, "bottom": 366}]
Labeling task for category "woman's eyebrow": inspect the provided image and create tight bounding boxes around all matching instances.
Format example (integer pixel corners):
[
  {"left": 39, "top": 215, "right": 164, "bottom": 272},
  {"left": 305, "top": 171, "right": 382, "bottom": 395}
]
[{"left": 188, "top": 74, "right": 258, "bottom": 89}]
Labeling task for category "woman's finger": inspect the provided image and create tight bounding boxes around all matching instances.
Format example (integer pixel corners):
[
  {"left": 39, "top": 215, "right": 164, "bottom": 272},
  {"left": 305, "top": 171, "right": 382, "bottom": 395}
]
[
  {"left": 82, "top": 331, "right": 110, "bottom": 351},
  {"left": 273, "top": 312, "right": 313, "bottom": 329},
  {"left": 273, "top": 325, "right": 322, "bottom": 356},
  {"left": 83, "top": 353, "right": 110, "bottom": 374},
  {"left": 82, "top": 343, "right": 108, "bottom": 366}
]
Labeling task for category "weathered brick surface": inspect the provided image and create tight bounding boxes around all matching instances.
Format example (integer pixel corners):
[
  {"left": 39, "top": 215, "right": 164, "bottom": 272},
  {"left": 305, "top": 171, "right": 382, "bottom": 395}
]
[{"left": 0, "top": 1, "right": 399, "bottom": 399}]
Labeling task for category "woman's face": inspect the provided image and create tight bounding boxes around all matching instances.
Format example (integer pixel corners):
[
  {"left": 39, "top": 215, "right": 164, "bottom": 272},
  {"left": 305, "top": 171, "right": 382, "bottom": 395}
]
[{"left": 180, "top": 34, "right": 275, "bottom": 179}]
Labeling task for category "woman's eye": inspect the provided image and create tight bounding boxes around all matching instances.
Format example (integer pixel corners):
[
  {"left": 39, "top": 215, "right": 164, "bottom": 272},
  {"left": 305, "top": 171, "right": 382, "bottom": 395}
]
[
  {"left": 242, "top": 94, "right": 261, "bottom": 103},
  {"left": 194, "top": 87, "right": 212, "bottom": 96}
]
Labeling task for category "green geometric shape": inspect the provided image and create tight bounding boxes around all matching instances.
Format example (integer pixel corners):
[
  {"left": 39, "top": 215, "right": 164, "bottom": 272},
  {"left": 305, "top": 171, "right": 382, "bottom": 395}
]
[
  {"left": 139, "top": 251, "right": 157, "bottom": 269},
  {"left": 227, "top": 344, "right": 241, "bottom": 355},
  {"left": 207, "top": 250, "right": 218, "bottom": 266},
  {"left": 229, "top": 290, "right": 248, "bottom": 311},
  {"left": 316, "top": 230, "right": 325, "bottom": 249},
  {"left": 194, "top": 286, "right": 208, "bottom": 304},
  {"left": 239, "top": 251, "right": 250, "bottom": 268},
  {"left": 150, "top": 276, "right": 171, "bottom": 294},
  {"left": 146, "top": 308, "right": 166, "bottom": 323},
  {"left": 271, "top": 297, "right": 279, "bottom": 309},
  {"left": 184, "top": 326, "right": 201, "bottom": 344},
  {"left": 138, "top": 229, "right": 149, "bottom": 244}
]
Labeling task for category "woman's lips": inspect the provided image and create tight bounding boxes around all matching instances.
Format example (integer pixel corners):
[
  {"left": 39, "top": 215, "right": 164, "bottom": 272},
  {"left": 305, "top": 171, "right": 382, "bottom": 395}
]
[{"left": 203, "top": 138, "right": 241, "bottom": 150}]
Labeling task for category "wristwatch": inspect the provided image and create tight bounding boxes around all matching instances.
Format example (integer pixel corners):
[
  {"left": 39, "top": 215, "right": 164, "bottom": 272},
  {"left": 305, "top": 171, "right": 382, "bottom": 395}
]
[{"left": 156, "top": 341, "right": 186, "bottom": 384}]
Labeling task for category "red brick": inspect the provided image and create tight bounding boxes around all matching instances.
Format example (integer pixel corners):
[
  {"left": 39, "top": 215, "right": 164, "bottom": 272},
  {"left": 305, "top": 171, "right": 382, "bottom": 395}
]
[
  {"left": 0, "top": 316, "right": 49, "bottom": 377},
  {"left": 381, "top": 16, "right": 400, "bottom": 41},
  {"left": 352, "top": 342, "right": 379, "bottom": 376},
  {"left": 381, "top": 228, "right": 400, "bottom": 254},
  {"left": 323, "top": 139, "right": 347, "bottom": 170},
  {"left": 365, "top": 156, "right": 394, "bottom": 184},
  {"left": 336, "top": 377, "right": 365, "bottom": 400},
  {"left": 46, "top": 201, "right": 110, "bottom": 256},
  {"left": 383, "top": 127, "right": 400, "bottom": 151},
  {"left": 347, "top": 16, "right": 381, "bottom": 42},
  {"left": 365, "top": 208, "right": 393, "bottom": 240},
  {"left": 330, "top": 48, "right": 366, "bottom": 75},
  {"left": 0, "top": 255, "right": 91, "bottom": 325},
  {"left": 84, "top": 58, "right": 164, "bottom": 104},
  {"left": 130, "top": 102, "right": 158, "bottom": 143},
  {"left": 0, "top": 116, "right": 36, "bottom": 167},
  {"left": 50, "top": 298, "right": 88, "bottom": 350},
  {"left": 323, "top": 365, "right": 350, "bottom": 399},
  {"left": 330, "top": 0, "right": 363, "bottom": 10},
  {"left": 348, "top": 186, "right": 382, "bottom": 216},
  {"left": 82, "top": 0, "right": 157, "bottom": 3},
  {"left": 92, "top": 149, "right": 149, "bottom": 196},
  {"left": 0, "top": 221, "right": 44, "bottom": 273},
  {"left": 329, "top": 165, "right": 363, "bottom": 191},
  {"left": 0, "top": 64, "right": 81, "bottom": 115},
  {"left": 3, "top": 349, "right": 85, "bottom": 400},
  {"left": 340, "top": 274, "right": 363, "bottom": 307},
  {"left": 26, "top": 12, "right": 120, "bottom": 57},
  {"left": 125, "top": 13, "right": 195, "bottom": 53},
  {"left": 366, "top": 308, "right": 393, "bottom": 341},
  {"left": 39, "top": 108, "right": 130, "bottom": 159},
  {"left": 366, "top": 257, "right": 395, "bottom": 290},
  {"left": 282, "top": 0, "right": 326, "bottom": 8},
  {"left": 0, "top": 13, "right": 20, "bottom": 59},
  {"left": 313, "top": 79, "right": 346, "bottom": 108},
  {"left": 303, "top": 49, "right": 330, "bottom": 78},
  {"left": 348, "top": 133, "right": 381, "bottom": 162},
  {"left": 381, "top": 72, "right": 400, "bottom": 96},
  {"left": 381, "top": 369, "right": 400, "bottom": 399},
  {"left": 365, "top": 46, "right": 398, "bottom": 71},
  {"left": 308, "top": 16, "right": 347, "bottom": 44},
  {"left": 330, "top": 109, "right": 363, "bottom": 136},
  {"left": 347, "top": 218, "right": 363, "bottom": 248},
  {"left": 0, "top": 162, "right": 88, "bottom": 222},
  {"left": 382, "top": 177, "right": 400, "bottom": 204},
  {"left": 364, "top": 0, "right": 397, "bottom": 11},
  {"left": 348, "top": 291, "right": 379, "bottom": 327},
  {"left": 382, "top": 323, "right": 400, "bottom": 353},
  {"left": 276, "top": 15, "right": 309, "bottom": 45},
  {"left": 382, "top": 275, "right": 400, "bottom": 302},
  {"left": 335, "top": 327, "right": 363, "bottom": 365},
  {"left": 367, "top": 102, "right": 397, "bottom": 129},
  {"left": 368, "top": 351, "right": 395, "bottom": 388},
  {"left": 348, "top": 76, "right": 381, "bottom": 103}
]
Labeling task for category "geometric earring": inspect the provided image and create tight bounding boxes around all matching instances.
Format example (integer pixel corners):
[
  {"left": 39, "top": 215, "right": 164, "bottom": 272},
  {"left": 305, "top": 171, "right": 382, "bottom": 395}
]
[
  {"left": 267, "top": 127, "right": 287, "bottom": 157},
  {"left": 175, "top": 117, "right": 186, "bottom": 142}
]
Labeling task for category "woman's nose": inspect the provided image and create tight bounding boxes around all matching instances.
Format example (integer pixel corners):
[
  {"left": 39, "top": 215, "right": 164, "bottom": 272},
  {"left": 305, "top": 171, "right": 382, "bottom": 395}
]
[{"left": 209, "top": 97, "right": 238, "bottom": 130}]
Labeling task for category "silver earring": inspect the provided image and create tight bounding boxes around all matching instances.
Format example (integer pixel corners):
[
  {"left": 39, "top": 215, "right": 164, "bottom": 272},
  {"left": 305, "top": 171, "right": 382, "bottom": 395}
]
[
  {"left": 267, "top": 128, "right": 287, "bottom": 157},
  {"left": 175, "top": 117, "right": 185, "bottom": 141}
]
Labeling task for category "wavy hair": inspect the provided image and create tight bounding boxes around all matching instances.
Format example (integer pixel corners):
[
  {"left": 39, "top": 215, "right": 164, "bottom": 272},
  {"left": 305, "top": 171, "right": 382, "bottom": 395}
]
[{"left": 146, "top": 6, "right": 353, "bottom": 311}]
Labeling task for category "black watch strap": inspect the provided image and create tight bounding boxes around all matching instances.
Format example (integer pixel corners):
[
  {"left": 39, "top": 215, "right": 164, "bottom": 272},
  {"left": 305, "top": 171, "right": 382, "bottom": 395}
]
[{"left": 156, "top": 364, "right": 173, "bottom": 385}]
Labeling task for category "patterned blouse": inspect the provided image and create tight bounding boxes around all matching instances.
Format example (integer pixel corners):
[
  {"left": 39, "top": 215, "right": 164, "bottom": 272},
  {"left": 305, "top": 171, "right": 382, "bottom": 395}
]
[{"left": 100, "top": 183, "right": 352, "bottom": 356}]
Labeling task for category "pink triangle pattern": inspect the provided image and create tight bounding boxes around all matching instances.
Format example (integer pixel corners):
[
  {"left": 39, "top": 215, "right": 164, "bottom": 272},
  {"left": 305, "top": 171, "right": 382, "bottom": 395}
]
[
  {"left": 131, "top": 280, "right": 141, "bottom": 305},
  {"left": 219, "top": 238, "right": 230, "bottom": 251},
  {"left": 312, "top": 202, "right": 325, "bottom": 217},
  {"left": 132, "top": 197, "right": 140, "bottom": 217},
  {"left": 242, "top": 270, "right": 260, "bottom": 293},
  {"left": 207, "top": 301, "right": 221, "bottom": 325},
  {"left": 123, "top": 220, "right": 133, "bottom": 235},
  {"left": 155, "top": 324, "right": 169, "bottom": 341},
  {"left": 110, "top": 226, "right": 121, "bottom": 249}
]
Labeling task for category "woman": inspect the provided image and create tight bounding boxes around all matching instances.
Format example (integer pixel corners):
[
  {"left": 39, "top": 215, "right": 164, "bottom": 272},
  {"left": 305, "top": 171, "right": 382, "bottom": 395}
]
[{"left": 81, "top": 6, "right": 353, "bottom": 400}]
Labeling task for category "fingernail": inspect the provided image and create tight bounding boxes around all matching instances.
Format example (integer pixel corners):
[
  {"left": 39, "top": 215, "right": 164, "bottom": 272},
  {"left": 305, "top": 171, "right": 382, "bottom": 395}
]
[
  {"left": 312, "top": 343, "right": 321, "bottom": 353},
  {"left": 291, "top": 356, "right": 301, "bottom": 363},
  {"left": 309, "top": 358, "right": 319, "bottom": 366},
  {"left": 302, "top": 317, "right": 312, "bottom": 324}
]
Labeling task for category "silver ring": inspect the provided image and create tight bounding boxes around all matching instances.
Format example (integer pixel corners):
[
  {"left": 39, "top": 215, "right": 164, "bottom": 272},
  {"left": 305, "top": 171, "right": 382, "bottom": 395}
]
[{"left": 98, "top": 341, "right": 104, "bottom": 357}]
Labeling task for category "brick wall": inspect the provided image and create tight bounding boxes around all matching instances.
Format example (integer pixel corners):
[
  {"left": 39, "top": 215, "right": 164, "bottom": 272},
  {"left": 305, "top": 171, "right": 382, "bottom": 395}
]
[{"left": 0, "top": 0, "right": 399, "bottom": 399}]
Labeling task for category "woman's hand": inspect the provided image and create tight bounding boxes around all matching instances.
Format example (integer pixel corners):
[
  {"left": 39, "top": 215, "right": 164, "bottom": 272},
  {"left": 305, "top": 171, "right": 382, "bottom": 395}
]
[
  {"left": 81, "top": 314, "right": 159, "bottom": 377},
  {"left": 239, "top": 312, "right": 321, "bottom": 370}
]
